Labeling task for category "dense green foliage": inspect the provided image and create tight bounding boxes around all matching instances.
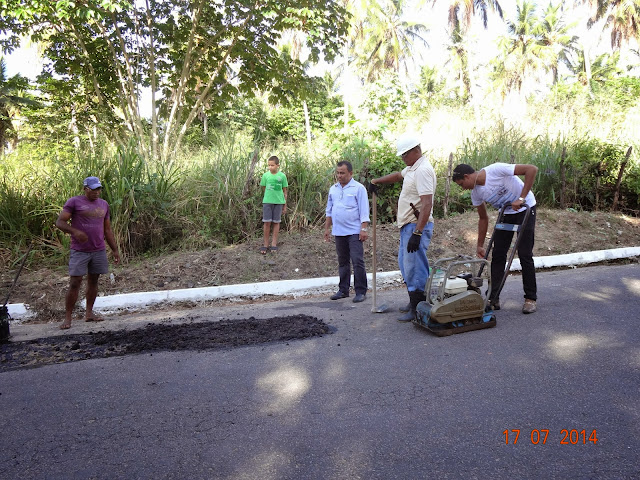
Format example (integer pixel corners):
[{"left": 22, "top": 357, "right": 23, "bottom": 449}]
[
  {"left": 452, "top": 127, "right": 638, "bottom": 212},
  {"left": 0, "top": 0, "right": 349, "bottom": 161},
  {"left": 1, "top": 0, "right": 640, "bottom": 270},
  {"left": 2, "top": 101, "right": 638, "bottom": 267}
]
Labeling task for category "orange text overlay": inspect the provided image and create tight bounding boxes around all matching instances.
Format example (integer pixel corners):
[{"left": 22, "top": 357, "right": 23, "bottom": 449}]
[{"left": 503, "top": 429, "right": 599, "bottom": 445}]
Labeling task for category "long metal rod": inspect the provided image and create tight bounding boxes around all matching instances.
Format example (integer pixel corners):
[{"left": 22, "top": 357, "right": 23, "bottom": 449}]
[
  {"left": 3, "top": 242, "right": 33, "bottom": 307},
  {"left": 479, "top": 204, "right": 531, "bottom": 301},
  {"left": 371, "top": 191, "right": 378, "bottom": 311},
  {"left": 493, "top": 205, "right": 531, "bottom": 300},
  {"left": 478, "top": 204, "right": 509, "bottom": 277},
  {"left": 370, "top": 191, "right": 389, "bottom": 313}
]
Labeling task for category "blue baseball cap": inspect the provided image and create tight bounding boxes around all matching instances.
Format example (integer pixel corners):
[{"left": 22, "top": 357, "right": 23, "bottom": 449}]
[{"left": 83, "top": 176, "right": 102, "bottom": 189}]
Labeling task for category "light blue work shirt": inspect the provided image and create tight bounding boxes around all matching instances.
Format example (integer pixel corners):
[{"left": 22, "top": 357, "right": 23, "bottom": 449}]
[{"left": 325, "top": 178, "right": 370, "bottom": 236}]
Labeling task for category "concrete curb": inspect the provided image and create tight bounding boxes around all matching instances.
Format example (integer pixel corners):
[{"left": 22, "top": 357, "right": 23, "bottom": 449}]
[{"left": 7, "top": 247, "right": 640, "bottom": 320}]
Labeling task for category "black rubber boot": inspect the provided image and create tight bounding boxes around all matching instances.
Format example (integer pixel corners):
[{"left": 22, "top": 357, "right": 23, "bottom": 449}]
[
  {"left": 397, "top": 291, "right": 426, "bottom": 322},
  {"left": 399, "top": 300, "right": 411, "bottom": 313},
  {"left": 411, "top": 290, "right": 426, "bottom": 308},
  {"left": 397, "top": 308, "right": 414, "bottom": 322}
]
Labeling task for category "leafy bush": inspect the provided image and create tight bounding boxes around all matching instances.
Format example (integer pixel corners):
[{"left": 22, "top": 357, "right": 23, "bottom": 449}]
[
  {"left": 3, "top": 86, "right": 640, "bottom": 270},
  {"left": 599, "top": 77, "right": 640, "bottom": 108},
  {"left": 449, "top": 123, "right": 638, "bottom": 213}
]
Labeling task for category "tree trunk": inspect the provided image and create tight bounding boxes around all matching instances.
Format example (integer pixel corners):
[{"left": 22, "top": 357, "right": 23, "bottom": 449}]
[
  {"left": 342, "top": 44, "right": 350, "bottom": 131},
  {"left": 145, "top": 0, "right": 159, "bottom": 161},
  {"left": 465, "top": 42, "right": 479, "bottom": 118},
  {"left": 87, "top": 127, "right": 95, "bottom": 154},
  {"left": 583, "top": 44, "right": 592, "bottom": 92},
  {"left": 303, "top": 100, "right": 311, "bottom": 149},
  {"left": 70, "top": 109, "right": 80, "bottom": 149},
  {"left": 612, "top": 146, "right": 632, "bottom": 211},
  {"left": 444, "top": 153, "right": 453, "bottom": 217},
  {"left": 0, "top": 106, "right": 9, "bottom": 155},
  {"left": 595, "top": 161, "right": 602, "bottom": 211},
  {"left": 559, "top": 146, "right": 567, "bottom": 209},
  {"left": 242, "top": 148, "right": 260, "bottom": 200}
]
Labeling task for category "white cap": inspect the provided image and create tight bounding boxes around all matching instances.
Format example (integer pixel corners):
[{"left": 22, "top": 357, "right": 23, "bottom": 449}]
[{"left": 396, "top": 132, "right": 421, "bottom": 156}]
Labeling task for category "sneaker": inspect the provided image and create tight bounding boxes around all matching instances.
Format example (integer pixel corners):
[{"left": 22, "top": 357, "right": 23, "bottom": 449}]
[
  {"left": 522, "top": 299, "right": 536, "bottom": 314},
  {"left": 490, "top": 299, "right": 501, "bottom": 311}
]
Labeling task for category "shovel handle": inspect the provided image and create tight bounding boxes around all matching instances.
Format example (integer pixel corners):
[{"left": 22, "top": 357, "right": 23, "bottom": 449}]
[
  {"left": 371, "top": 191, "right": 377, "bottom": 306},
  {"left": 3, "top": 242, "right": 33, "bottom": 307}
]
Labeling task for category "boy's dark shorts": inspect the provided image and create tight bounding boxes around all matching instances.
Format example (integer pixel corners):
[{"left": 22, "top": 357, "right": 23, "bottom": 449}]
[
  {"left": 69, "top": 249, "right": 109, "bottom": 276},
  {"left": 263, "top": 203, "right": 284, "bottom": 223}
]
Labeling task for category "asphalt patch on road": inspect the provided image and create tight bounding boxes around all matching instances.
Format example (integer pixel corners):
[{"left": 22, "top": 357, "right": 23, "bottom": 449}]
[{"left": 0, "top": 315, "right": 331, "bottom": 372}]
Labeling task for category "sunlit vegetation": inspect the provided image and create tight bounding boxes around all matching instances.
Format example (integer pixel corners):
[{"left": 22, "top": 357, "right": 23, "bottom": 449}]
[{"left": 0, "top": 0, "right": 639, "bottom": 266}]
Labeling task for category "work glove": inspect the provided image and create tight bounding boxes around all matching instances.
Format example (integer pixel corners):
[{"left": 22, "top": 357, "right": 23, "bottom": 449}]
[
  {"left": 407, "top": 232, "right": 422, "bottom": 253},
  {"left": 367, "top": 182, "right": 379, "bottom": 195}
]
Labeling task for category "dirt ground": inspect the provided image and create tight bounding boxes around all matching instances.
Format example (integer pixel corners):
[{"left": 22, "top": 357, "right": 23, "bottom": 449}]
[
  {"left": 2, "top": 208, "right": 639, "bottom": 371},
  {"left": 2, "top": 208, "right": 640, "bottom": 323}
]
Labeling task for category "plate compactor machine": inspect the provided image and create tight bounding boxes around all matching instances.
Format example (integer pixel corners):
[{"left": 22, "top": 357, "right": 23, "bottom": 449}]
[
  {"left": 414, "top": 255, "right": 496, "bottom": 336},
  {"left": 414, "top": 204, "right": 531, "bottom": 337}
]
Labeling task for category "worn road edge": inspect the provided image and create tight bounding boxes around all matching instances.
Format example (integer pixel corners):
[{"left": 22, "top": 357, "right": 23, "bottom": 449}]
[{"left": 8, "top": 246, "right": 640, "bottom": 319}]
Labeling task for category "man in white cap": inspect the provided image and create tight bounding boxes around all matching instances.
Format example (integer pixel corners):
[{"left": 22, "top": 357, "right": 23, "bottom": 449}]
[
  {"left": 369, "top": 132, "right": 437, "bottom": 321},
  {"left": 55, "top": 176, "right": 120, "bottom": 329}
]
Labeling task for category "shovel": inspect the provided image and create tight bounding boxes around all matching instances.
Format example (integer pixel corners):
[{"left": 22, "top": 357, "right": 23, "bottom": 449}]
[
  {"left": 1, "top": 242, "right": 33, "bottom": 343},
  {"left": 371, "top": 191, "right": 390, "bottom": 313}
]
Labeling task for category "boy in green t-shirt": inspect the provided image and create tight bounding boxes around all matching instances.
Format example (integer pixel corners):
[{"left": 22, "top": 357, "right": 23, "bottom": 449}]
[{"left": 259, "top": 155, "right": 288, "bottom": 253}]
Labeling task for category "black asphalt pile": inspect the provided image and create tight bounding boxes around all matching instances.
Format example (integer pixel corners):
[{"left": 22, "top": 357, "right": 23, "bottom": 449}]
[{"left": 0, "top": 315, "right": 330, "bottom": 372}]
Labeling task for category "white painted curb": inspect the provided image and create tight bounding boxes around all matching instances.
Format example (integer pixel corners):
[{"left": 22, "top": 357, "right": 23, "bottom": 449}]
[
  {"left": 93, "top": 271, "right": 403, "bottom": 311},
  {"left": 6, "top": 247, "right": 639, "bottom": 319},
  {"left": 5, "top": 303, "right": 31, "bottom": 319},
  {"left": 524, "top": 247, "right": 640, "bottom": 269}
]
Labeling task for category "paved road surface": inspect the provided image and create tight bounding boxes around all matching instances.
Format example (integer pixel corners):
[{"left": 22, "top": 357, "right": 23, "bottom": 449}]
[{"left": 1, "top": 263, "right": 639, "bottom": 479}]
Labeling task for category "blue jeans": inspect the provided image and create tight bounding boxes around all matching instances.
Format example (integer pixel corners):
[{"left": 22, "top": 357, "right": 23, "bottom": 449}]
[
  {"left": 398, "top": 222, "right": 433, "bottom": 292},
  {"left": 335, "top": 234, "right": 367, "bottom": 295}
]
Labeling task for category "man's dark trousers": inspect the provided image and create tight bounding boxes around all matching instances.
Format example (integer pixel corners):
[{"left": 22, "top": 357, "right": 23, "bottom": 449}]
[
  {"left": 490, "top": 205, "right": 537, "bottom": 301},
  {"left": 335, "top": 234, "right": 367, "bottom": 296}
]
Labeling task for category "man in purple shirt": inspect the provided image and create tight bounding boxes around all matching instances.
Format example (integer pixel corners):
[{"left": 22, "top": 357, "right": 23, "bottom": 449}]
[
  {"left": 324, "top": 161, "right": 370, "bottom": 303},
  {"left": 55, "top": 176, "right": 120, "bottom": 329}
]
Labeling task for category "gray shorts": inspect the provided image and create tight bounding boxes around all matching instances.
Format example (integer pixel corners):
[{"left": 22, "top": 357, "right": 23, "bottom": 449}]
[
  {"left": 69, "top": 249, "right": 109, "bottom": 276},
  {"left": 263, "top": 203, "right": 284, "bottom": 223}
]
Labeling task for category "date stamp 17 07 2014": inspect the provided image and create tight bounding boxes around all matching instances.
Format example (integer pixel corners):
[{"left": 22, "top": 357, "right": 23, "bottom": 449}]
[{"left": 503, "top": 429, "right": 599, "bottom": 445}]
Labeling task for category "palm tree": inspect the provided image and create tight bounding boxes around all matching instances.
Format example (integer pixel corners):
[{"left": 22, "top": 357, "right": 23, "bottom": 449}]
[
  {"left": 428, "top": 0, "right": 505, "bottom": 100},
  {"left": 492, "top": 0, "right": 543, "bottom": 96},
  {"left": 537, "top": 2, "right": 580, "bottom": 84},
  {"left": 357, "top": 0, "right": 430, "bottom": 83},
  {"left": 435, "top": 0, "right": 504, "bottom": 31},
  {"left": 0, "top": 58, "right": 37, "bottom": 154},
  {"left": 571, "top": 50, "right": 623, "bottom": 87},
  {"left": 445, "top": 24, "right": 470, "bottom": 100},
  {"left": 414, "top": 65, "right": 448, "bottom": 106},
  {"left": 339, "top": 0, "right": 368, "bottom": 130},
  {"left": 581, "top": 0, "right": 640, "bottom": 49},
  {"left": 339, "top": 0, "right": 428, "bottom": 129},
  {"left": 572, "top": 1, "right": 640, "bottom": 90}
]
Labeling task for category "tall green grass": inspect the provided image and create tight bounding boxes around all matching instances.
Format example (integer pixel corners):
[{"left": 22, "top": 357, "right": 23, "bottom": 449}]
[
  {"left": 0, "top": 139, "right": 182, "bottom": 263},
  {"left": 1, "top": 111, "right": 639, "bottom": 269},
  {"left": 176, "top": 131, "right": 262, "bottom": 245},
  {"left": 451, "top": 124, "right": 639, "bottom": 213}
]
